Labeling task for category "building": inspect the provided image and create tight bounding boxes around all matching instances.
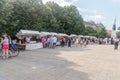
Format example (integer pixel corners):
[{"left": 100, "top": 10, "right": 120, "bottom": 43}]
[{"left": 84, "top": 21, "right": 104, "bottom": 30}]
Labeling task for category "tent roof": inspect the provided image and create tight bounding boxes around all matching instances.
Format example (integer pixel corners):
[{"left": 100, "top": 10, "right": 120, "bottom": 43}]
[
  {"left": 57, "top": 33, "right": 68, "bottom": 36},
  {"left": 50, "top": 32, "right": 57, "bottom": 35},
  {"left": 70, "top": 34, "right": 77, "bottom": 37},
  {"left": 16, "top": 30, "right": 40, "bottom": 36},
  {"left": 78, "top": 35, "right": 83, "bottom": 37},
  {"left": 40, "top": 32, "right": 51, "bottom": 37}
]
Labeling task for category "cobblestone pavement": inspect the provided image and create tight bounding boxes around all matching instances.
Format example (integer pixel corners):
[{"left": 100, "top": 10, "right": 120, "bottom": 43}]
[{"left": 0, "top": 45, "right": 120, "bottom": 80}]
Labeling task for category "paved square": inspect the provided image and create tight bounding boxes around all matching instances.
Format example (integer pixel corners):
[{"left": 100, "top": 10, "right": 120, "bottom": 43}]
[{"left": 0, "top": 45, "right": 120, "bottom": 80}]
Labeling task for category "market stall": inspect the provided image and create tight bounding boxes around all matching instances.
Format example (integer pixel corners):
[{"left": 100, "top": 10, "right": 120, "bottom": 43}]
[
  {"left": 39, "top": 32, "right": 51, "bottom": 37},
  {"left": 57, "top": 33, "right": 68, "bottom": 37},
  {"left": 70, "top": 34, "right": 77, "bottom": 38},
  {"left": 56, "top": 33, "right": 68, "bottom": 46},
  {"left": 16, "top": 30, "right": 43, "bottom": 50}
]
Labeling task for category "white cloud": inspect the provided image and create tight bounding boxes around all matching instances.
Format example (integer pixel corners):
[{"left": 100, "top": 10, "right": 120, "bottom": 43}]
[
  {"left": 77, "top": 7, "right": 87, "bottom": 12},
  {"left": 43, "top": 0, "right": 78, "bottom": 7},
  {"left": 71, "top": 0, "right": 79, "bottom": 4},
  {"left": 90, "top": 10, "right": 99, "bottom": 14},
  {"left": 84, "top": 15, "right": 105, "bottom": 23},
  {"left": 90, "top": 10, "right": 104, "bottom": 15},
  {"left": 77, "top": 7, "right": 104, "bottom": 15}
]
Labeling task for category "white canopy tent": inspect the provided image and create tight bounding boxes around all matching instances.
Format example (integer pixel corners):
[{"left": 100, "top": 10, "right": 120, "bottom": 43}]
[
  {"left": 50, "top": 32, "right": 57, "bottom": 36},
  {"left": 16, "top": 30, "right": 40, "bottom": 36},
  {"left": 84, "top": 36, "right": 90, "bottom": 38},
  {"left": 78, "top": 35, "right": 84, "bottom": 40},
  {"left": 70, "top": 34, "right": 77, "bottom": 37},
  {"left": 40, "top": 32, "right": 51, "bottom": 37},
  {"left": 16, "top": 30, "right": 43, "bottom": 50},
  {"left": 57, "top": 33, "right": 68, "bottom": 37},
  {"left": 78, "top": 35, "right": 84, "bottom": 37}
]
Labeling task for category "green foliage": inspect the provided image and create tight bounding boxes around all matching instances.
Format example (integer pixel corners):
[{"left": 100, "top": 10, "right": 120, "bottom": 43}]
[
  {"left": 0, "top": 0, "right": 86, "bottom": 38},
  {"left": 118, "top": 27, "right": 120, "bottom": 30},
  {"left": 117, "top": 32, "right": 120, "bottom": 37},
  {"left": 84, "top": 26, "right": 107, "bottom": 38},
  {"left": 84, "top": 26, "right": 97, "bottom": 36},
  {"left": 96, "top": 27, "right": 107, "bottom": 38}
]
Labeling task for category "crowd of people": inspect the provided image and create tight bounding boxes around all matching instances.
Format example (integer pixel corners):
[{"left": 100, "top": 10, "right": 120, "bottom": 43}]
[
  {"left": 0, "top": 33, "right": 120, "bottom": 59},
  {"left": 40, "top": 35, "right": 75, "bottom": 48},
  {"left": 39, "top": 35, "right": 100, "bottom": 48},
  {"left": 39, "top": 35, "right": 120, "bottom": 50}
]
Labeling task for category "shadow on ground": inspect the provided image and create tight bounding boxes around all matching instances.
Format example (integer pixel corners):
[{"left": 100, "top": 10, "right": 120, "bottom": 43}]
[{"left": 0, "top": 46, "right": 91, "bottom": 80}]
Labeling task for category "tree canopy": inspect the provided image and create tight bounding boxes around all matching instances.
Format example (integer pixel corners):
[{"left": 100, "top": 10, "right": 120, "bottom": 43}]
[
  {"left": 0, "top": 0, "right": 107, "bottom": 38},
  {"left": 96, "top": 27, "right": 107, "bottom": 38},
  {"left": 84, "top": 26, "right": 97, "bottom": 36},
  {"left": 0, "top": 0, "right": 85, "bottom": 38},
  {"left": 118, "top": 27, "right": 120, "bottom": 30}
]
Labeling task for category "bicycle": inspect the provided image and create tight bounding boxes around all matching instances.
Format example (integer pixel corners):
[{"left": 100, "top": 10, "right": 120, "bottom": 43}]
[
  {"left": 0, "top": 44, "right": 20, "bottom": 59},
  {"left": 9, "top": 44, "right": 20, "bottom": 57}
]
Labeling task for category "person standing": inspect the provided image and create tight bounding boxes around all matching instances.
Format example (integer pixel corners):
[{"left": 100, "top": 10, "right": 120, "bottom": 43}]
[
  {"left": 68, "top": 38, "right": 72, "bottom": 47},
  {"left": 61, "top": 37, "right": 65, "bottom": 47},
  {"left": 53, "top": 35, "right": 57, "bottom": 48},
  {"left": 114, "top": 37, "right": 119, "bottom": 50},
  {"left": 80, "top": 40, "right": 83, "bottom": 47},
  {"left": 41, "top": 37, "right": 45, "bottom": 48},
  {"left": 1, "top": 34, "right": 9, "bottom": 59},
  {"left": 49, "top": 35, "right": 54, "bottom": 48},
  {"left": 84, "top": 41, "right": 87, "bottom": 48},
  {"left": 25, "top": 36, "right": 31, "bottom": 43},
  {"left": 75, "top": 38, "right": 79, "bottom": 47}
]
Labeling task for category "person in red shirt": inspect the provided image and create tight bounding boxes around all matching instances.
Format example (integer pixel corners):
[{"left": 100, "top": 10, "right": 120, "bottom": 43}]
[{"left": 61, "top": 37, "right": 65, "bottom": 47}]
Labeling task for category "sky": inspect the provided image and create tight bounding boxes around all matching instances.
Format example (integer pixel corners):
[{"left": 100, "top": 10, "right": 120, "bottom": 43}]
[{"left": 42, "top": 0, "right": 120, "bottom": 30}]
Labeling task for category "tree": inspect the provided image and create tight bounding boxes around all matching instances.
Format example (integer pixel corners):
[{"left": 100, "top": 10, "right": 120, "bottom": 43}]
[
  {"left": 0, "top": 0, "right": 85, "bottom": 38},
  {"left": 117, "top": 32, "right": 120, "bottom": 38},
  {"left": 117, "top": 27, "right": 120, "bottom": 38},
  {"left": 45, "top": 2, "right": 64, "bottom": 32},
  {"left": 61, "top": 5, "right": 85, "bottom": 35},
  {"left": 96, "top": 27, "right": 107, "bottom": 38},
  {"left": 84, "top": 26, "right": 97, "bottom": 36},
  {"left": 0, "top": 0, "right": 14, "bottom": 35},
  {"left": 117, "top": 27, "right": 120, "bottom": 30},
  {"left": 45, "top": 2, "right": 85, "bottom": 34}
]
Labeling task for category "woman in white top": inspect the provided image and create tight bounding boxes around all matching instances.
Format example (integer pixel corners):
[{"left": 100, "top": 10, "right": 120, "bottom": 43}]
[
  {"left": 25, "top": 36, "right": 30, "bottom": 43},
  {"left": 1, "top": 34, "right": 9, "bottom": 59},
  {"left": 75, "top": 38, "right": 79, "bottom": 47}
]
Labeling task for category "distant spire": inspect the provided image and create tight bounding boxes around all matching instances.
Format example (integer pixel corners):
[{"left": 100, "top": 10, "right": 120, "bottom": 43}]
[{"left": 113, "top": 17, "right": 116, "bottom": 30}]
